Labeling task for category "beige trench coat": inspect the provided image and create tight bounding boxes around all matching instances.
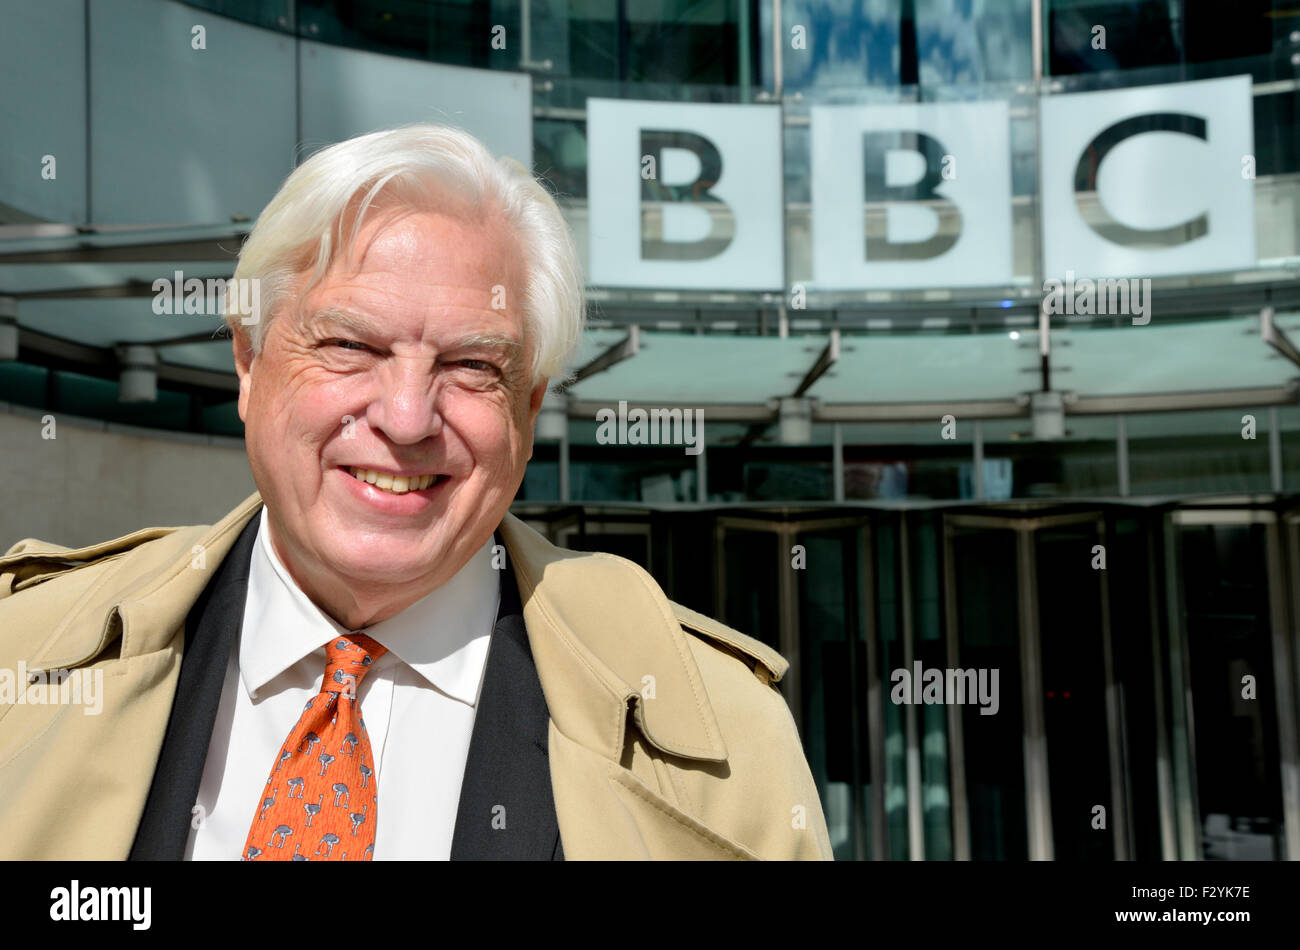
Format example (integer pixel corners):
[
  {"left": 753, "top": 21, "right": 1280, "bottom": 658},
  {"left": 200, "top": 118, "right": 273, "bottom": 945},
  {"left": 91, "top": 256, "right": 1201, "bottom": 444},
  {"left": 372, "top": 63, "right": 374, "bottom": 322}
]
[{"left": 0, "top": 492, "right": 832, "bottom": 860}]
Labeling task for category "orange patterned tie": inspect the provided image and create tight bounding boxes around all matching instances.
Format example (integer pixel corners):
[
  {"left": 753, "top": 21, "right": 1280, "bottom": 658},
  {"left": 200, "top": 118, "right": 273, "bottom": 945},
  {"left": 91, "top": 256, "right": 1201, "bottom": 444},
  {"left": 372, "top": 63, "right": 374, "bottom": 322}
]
[{"left": 243, "top": 634, "right": 388, "bottom": 861}]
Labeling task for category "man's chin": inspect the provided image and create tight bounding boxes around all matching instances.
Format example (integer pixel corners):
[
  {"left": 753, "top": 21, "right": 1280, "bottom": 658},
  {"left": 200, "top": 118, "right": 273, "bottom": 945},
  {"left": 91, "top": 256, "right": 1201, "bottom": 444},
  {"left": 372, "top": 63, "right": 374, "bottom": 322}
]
[{"left": 324, "top": 547, "right": 447, "bottom": 587}]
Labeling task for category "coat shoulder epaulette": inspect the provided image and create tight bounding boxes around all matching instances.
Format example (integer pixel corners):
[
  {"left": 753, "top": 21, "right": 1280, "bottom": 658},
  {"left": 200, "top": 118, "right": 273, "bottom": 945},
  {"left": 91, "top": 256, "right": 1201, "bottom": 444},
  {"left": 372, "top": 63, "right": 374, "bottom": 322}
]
[
  {"left": 669, "top": 600, "right": 788, "bottom": 686},
  {"left": 0, "top": 525, "right": 189, "bottom": 598}
]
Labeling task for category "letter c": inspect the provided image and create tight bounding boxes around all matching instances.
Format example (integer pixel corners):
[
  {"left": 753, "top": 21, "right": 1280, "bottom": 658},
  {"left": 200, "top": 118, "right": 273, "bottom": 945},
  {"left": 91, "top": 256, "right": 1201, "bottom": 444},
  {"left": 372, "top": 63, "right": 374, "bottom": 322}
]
[{"left": 1075, "top": 112, "right": 1208, "bottom": 247}]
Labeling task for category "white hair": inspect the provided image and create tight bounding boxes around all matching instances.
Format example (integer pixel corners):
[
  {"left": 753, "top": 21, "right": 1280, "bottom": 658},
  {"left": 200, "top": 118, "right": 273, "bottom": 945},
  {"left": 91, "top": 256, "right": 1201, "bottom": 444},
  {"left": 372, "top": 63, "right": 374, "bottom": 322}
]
[{"left": 223, "top": 124, "right": 585, "bottom": 387}]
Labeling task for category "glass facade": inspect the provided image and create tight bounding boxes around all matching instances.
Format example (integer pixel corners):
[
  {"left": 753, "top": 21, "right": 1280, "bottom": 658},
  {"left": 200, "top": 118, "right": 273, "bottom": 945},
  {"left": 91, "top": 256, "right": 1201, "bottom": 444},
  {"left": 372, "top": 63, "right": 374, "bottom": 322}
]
[{"left": 513, "top": 497, "right": 1298, "bottom": 861}]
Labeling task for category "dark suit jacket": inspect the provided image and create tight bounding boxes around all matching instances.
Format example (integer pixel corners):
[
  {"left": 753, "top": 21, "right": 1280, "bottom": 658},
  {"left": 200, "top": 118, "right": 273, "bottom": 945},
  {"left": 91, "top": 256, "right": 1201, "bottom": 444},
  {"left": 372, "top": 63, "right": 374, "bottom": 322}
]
[{"left": 127, "top": 514, "right": 563, "bottom": 860}]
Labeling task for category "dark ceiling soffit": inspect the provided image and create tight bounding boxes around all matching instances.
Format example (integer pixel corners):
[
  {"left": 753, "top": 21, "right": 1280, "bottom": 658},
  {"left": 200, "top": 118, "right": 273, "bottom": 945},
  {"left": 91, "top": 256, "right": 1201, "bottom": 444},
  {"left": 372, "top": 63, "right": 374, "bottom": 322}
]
[
  {"left": 11, "top": 279, "right": 237, "bottom": 300},
  {"left": 0, "top": 237, "right": 243, "bottom": 264},
  {"left": 16, "top": 327, "right": 239, "bottom": 395}
]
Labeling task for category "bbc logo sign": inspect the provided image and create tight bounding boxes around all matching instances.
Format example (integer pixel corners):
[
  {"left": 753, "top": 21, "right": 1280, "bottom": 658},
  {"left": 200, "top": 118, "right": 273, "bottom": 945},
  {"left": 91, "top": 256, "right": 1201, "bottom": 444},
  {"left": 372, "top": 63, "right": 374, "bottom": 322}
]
[{"left": 587, "top": 75, "right": 1255, "bottom": 292}]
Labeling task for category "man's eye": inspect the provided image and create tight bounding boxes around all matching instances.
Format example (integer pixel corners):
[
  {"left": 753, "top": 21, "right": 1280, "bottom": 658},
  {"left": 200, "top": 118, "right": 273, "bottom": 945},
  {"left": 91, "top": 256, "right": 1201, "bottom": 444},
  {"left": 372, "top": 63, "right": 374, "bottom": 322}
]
[
  {"left": 331, "top": 339, "right": 372, "bottom": 352},
  {"left": 456, "top": 359, "right": 496, "bottom": 372}
]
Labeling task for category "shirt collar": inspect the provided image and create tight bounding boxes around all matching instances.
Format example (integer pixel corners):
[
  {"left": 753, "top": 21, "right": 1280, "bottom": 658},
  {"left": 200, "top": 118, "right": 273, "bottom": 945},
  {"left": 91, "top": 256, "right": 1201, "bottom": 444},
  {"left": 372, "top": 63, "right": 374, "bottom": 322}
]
[{"left": 240, "top": 507, "right": 499, "bottom": 706}]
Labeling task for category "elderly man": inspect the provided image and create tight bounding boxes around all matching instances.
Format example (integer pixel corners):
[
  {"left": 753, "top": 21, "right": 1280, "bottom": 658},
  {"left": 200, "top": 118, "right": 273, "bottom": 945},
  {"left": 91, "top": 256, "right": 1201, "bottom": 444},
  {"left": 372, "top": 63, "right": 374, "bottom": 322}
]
[{"left": 0, "top": 125, "right": 831, "bottom": 860}]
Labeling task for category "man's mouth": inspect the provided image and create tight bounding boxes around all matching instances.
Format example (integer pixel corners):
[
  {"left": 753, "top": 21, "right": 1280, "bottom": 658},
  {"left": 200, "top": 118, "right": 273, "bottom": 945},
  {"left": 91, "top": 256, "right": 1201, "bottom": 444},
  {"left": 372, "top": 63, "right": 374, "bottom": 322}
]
[{"left": 344, "top": 466, "right": 450, "bottom": 495}]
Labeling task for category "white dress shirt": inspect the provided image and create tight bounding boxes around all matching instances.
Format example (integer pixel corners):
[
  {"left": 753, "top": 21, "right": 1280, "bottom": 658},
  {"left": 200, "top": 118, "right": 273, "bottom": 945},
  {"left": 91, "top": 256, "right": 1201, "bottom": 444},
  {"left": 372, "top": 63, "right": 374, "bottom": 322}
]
[{"left": 186, "top": 507, "right": 499, "bottom": 860}]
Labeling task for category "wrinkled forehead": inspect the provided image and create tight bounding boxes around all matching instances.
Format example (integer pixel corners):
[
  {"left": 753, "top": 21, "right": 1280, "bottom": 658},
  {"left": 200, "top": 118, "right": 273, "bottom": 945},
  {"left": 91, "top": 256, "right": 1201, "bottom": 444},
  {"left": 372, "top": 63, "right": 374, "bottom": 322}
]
[
  {"left": 279, "top": 206, "right": 527, "bottom": 332},
  {"left": 336, "top": 202, "right": 524, "bottom": 289}
]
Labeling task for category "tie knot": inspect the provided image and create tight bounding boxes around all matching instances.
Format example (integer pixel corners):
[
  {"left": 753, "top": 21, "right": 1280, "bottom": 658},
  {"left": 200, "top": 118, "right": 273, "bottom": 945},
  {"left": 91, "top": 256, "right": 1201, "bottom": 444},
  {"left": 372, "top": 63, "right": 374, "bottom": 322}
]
[{"left": 323, "top": 634, "right": 387, "bottom": 694}]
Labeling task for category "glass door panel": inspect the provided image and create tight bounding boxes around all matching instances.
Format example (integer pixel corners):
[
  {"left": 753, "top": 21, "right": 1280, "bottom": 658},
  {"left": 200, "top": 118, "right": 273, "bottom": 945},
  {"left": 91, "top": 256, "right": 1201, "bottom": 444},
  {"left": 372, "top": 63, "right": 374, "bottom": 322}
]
[
  {"left": 718, "top": 526, "right": 781, "bottom": 651},
  {"left": 948, "top": 523, "right": 1027, "bottom": 860},
  {"left": 876, "top": 517, "right": 912, "bottom": 859},
  {"left": 797, "top": 525, "right": 872, "bottom": 861},
  {"left": 1035, "top": 522, "right": 1116, "bottom": 860},
  {"left": 1177, "top": 520, "right": 1286, "bottom": 859}
]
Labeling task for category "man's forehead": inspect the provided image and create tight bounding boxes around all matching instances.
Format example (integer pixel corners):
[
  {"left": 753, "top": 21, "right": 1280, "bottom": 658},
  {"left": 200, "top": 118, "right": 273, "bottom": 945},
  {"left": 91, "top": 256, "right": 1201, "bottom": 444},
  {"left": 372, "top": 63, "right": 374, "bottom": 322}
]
[{"left": 347, "top": 206, "right": 521, "bottom": 280}]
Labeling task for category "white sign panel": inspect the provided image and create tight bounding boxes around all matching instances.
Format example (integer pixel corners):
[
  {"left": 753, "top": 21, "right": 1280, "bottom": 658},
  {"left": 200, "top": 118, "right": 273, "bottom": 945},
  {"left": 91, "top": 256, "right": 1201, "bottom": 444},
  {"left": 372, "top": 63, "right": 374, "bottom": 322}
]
[
  {"left": 587, "top": 99, "right": 784, "bottom": 290},
  {"left": 810, "top": 101, "right": 1013, "bottom": 290},
  {"left": 1040, "top": 75, "right": 1254, "bottom": 279}
]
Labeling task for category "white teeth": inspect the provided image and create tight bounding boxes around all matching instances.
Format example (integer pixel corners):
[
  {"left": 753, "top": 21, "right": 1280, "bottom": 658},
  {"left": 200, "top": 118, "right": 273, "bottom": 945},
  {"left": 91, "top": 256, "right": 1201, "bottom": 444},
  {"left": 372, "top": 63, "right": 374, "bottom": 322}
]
[{"left": 348, "top": 467, "right": 442, "bottom": 494}]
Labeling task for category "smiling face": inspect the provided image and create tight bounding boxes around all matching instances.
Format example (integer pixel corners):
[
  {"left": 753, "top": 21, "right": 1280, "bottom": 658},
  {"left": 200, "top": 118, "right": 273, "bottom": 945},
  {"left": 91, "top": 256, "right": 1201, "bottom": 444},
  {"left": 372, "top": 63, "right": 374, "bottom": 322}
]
[{"left": 234, "top": 205, "right": 546, "bottom": 629}]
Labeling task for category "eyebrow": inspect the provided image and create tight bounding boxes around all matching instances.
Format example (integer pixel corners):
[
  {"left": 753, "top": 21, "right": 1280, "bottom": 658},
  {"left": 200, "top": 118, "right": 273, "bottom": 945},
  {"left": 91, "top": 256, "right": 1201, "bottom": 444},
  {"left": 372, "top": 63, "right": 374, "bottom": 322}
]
[
  {"left": 310, "top": 307, "right": 524, "bottom": 354},
  {"left": 447, "top": 332, "right": 524, "bottom": 354},
  {"left": 311, "top": 307, "right": 383, "bottom": 339}
]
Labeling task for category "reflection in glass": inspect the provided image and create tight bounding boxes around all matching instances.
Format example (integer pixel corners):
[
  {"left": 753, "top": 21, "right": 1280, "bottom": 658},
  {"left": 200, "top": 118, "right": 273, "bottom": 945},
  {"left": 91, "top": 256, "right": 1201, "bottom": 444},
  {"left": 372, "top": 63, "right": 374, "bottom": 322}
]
[
  {"left": 951, "top": 526, "right": 1026, "bottom": 859},
  {"left": 1179, "top": 523, "right": 1286, "bottom": 859}
]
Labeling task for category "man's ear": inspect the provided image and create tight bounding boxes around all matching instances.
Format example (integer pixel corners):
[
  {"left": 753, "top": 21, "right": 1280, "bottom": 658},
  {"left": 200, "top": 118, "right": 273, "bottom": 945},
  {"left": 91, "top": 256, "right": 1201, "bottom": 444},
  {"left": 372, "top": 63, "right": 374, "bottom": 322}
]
[
  {"left": 233, "top": 328, "right": 255, "bottom": 422},
  {"left": 524, "top": 377, "right": 549, "bottom": 463},
  {"left": 528, "top": 377, "right": 549, "bottom": 421}
]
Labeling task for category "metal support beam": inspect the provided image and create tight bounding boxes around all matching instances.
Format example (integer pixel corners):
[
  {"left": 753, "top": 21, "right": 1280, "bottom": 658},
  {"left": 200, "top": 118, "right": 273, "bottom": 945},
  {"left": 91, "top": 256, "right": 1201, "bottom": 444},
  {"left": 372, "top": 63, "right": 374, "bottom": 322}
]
[
  {"left": 862, "top": 522, "right": 886, "bottom": 859},
  {"left": 1264, "top": 518, "right": 1300, "bottom": 862},
  {"left": 1018, "top": 526, "right": 1053, "bottom": 859},
  {"left": 833, "top": 422, "right": 844, "bottom": 501},
  {"left": 1097, "top": 516, "right": 1133, "bottom": 859},
  {"left": 695, "top": 435, "right": 707, "bottom": 502},
  {"left": 740, "top": 331, "right": 840, "bottom": 447},
  {"left": 777, "top": 523, "right": 802, "bottom": 737},
  {"left": 900, "top": 514, "right": 925, "bottom": 859},
  {"left": 1164, "top": 514, "right": 1201, "bottom": 859},
  {"left": 1117, "top": 414, "right": 1130, "bottom": 497},
  {"left": 1271, "top": 406, "right": 1284, "bottom": 493},
  {"left": 793, "top": 329, "right": 840, "bottom": 397},
  {"left": 1261, "top": 305, "right": 1300, "bottom": 369},
  {"left": 818, "top": 398, "right": 1027, "bottom": 422},
  {"left": 559, "top": 419, "right": 570, "bottom": 502},
  {"left": 556, "top": 325, "right": 639, "bottom": 394},
  {"left": 942, "top": 517, "right": 971, "bottom": 859},
  {"left": 1069, "top": 385, "right": 1299, "bottom": 415}
]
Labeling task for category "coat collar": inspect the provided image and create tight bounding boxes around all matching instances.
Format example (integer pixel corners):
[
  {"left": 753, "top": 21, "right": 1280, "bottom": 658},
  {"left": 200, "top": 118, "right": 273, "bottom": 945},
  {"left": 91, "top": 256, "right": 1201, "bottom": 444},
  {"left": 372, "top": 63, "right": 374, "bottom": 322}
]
[
  {"left": 15, "top": 491, "right": 728, "bottom": 766},
  {"left": 497, "top": 510, "right": 728, "bottom": 763}
]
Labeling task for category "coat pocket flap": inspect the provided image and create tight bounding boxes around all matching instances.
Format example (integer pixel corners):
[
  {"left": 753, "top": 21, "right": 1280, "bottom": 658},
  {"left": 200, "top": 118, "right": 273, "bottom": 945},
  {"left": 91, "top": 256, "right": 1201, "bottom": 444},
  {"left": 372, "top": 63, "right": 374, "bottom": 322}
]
[
  {"left": 606, "top": 767, "right": 760, "bottom": 860},
  {"left": 547, "top": 723, "right": 759, "bottom": 860}
]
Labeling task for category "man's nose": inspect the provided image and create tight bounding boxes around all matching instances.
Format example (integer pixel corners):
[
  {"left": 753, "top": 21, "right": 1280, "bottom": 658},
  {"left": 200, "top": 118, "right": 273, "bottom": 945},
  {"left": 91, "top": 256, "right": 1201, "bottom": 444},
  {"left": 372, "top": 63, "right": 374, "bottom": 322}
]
[{"left": 369, "top": 365, "right": 443, "bottom": 445}]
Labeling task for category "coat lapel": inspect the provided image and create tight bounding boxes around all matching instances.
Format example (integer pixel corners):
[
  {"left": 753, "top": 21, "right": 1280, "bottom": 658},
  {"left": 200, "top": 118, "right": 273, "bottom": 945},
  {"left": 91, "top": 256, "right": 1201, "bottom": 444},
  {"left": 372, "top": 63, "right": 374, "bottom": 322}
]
[
  {"left": 450, "top": 537, "right": 562, "bottom": 860},
  {"left": 497, "top": 513, "right": 760, "bottom": 860},
  {"left": 128, "top": 513, "right": 261, "bottom": 859}
]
